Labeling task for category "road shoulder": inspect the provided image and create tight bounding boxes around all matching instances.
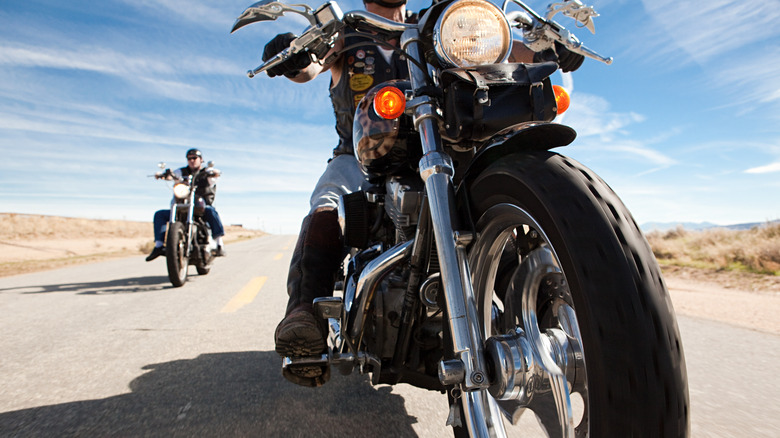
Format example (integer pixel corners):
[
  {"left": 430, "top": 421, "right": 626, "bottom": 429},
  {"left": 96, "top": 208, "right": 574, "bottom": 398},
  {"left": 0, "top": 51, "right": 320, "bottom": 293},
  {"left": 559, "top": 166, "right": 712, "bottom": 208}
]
[{"left": 663, "top": 266, "right": 780, "bottom": 335}]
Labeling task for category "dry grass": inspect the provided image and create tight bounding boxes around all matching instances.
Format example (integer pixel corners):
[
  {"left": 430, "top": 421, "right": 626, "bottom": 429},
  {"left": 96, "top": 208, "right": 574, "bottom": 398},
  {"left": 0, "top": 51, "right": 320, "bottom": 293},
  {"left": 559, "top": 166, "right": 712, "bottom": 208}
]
[
  {"left": 0, "top": 213, "right": 150, "bottom": 240},
  {"left": 646, "top": 222, "right": 780, "bottom": 276},
  {"left": 0, "top": 213, "right": 266, "bottom": 277}
]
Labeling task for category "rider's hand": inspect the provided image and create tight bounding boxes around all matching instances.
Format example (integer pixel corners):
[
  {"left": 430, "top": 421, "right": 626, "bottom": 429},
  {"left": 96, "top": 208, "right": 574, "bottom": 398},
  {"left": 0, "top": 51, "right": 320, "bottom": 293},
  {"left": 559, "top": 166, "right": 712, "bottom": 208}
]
[
  {"left": 262, "top": 32, "right": 312, "bottom": 78},
  {"left": 156, "top": 169, "right": 171, "bottom": 179},
  {"left": 533, "top": 41, "right": 585, "bottom": 73}
]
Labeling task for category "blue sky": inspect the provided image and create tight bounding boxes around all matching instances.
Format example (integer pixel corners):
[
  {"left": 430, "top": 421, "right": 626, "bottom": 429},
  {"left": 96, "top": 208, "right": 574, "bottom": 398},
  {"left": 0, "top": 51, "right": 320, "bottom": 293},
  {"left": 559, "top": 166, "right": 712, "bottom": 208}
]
[{"left": 1, "top": 0, "right": 779, "bottom": 234}]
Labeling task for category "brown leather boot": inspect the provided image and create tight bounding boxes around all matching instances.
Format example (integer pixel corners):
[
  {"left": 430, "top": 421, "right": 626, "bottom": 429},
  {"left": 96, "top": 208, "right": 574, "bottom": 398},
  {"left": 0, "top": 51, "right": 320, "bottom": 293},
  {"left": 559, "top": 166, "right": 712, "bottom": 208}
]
[
  {"left": 275, "top": 303, "right": 326, "bottom": 358},
  {"left": 274, "top": 210, "right": 342, "bottom": 387},
  {"left": 274, "top": 303, "right": 331, "bottom": 387}
]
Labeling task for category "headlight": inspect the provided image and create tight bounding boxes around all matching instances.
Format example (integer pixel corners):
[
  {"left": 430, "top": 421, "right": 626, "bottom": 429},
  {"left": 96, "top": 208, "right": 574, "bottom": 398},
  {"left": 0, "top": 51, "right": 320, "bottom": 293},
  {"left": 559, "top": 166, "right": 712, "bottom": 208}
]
[
  {"left": 173, "top": 183, "right": 190, "bottom": 200},
  {"left": 434, "top": 0, "right": 512, "bottom": 68}
]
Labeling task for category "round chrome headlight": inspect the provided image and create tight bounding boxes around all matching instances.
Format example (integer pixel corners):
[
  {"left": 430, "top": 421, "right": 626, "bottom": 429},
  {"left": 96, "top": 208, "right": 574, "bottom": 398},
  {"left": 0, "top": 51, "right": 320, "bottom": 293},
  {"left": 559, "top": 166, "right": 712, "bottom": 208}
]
[
  {"left": 433, "top": 0, "right": 512, "bottom": 68},
  {"left": 173, "top": 183, "right": 190, "bottom": 200}
]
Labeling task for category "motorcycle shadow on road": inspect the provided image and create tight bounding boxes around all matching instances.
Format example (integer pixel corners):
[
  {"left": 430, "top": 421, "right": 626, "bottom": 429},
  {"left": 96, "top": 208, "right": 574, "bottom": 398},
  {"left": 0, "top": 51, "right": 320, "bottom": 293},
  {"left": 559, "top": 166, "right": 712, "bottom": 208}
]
[
  {"left": 0, "top": 351, "right": 429, "bottom": 437},
  {"left": 0, "top": 276, "right": 172, "bottom": 295}
]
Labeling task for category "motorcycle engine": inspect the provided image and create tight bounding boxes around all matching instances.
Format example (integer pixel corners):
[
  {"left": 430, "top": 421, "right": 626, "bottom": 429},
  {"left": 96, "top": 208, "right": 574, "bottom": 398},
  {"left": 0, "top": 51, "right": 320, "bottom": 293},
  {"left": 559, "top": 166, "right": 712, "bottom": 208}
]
[
  {"left": 384, "top": 176, "right": 424, "bottom": 242},
  {"left": 339, "top": 176, "right": 425, "bottom": 248},
  {"left": 373, "top": 271, "right": 407, "bottom": 359}
]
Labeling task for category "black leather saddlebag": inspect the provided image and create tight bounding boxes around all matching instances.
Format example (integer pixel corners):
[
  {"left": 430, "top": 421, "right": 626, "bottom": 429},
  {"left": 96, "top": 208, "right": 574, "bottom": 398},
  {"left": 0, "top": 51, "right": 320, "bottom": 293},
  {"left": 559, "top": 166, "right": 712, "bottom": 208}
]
[{"left": 441, "top": 62, "right": 558, "bottom": 142}]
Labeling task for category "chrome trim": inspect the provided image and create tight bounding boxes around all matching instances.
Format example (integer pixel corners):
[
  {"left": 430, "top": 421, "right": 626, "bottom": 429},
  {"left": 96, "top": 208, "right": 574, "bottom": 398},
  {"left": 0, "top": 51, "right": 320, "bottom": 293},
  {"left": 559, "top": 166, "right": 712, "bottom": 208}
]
[
  {"left": 485, "top": 328, "right": 535, "bottom": 402},
  {"left": 419, "top": 151, "right": 454, "bottom": 182},
  {"left": 423, "top": 165, "right": 490, "bottom": 393},
  {"left": 466, "top": 203, "right": 588, "bottom": 437},
  {"left": 348, "top": 240, "right": 414, "bottom": 340},
  {"left": 518, "top": 248, "right": 575, "bottom": 437},
  {"left": 419, "top": 273, "right": 441, "bottom": 309},
  {"left": 400, "top": 29, "right": 441, "bottom": 158},
  {"left": 432, "top": 0, "right": 512, "bottom": 68},
  {"left": 343, "top": 10, "right": 413, "bottom": 34},
  {"left": 343, "top": 244, "right": 382, "bottom": 315},
  {"left": 185, "top": 177, "right": 195, "bottom": 257},
  {"left": 404, "top": 31, "right": 491, "bottom": 438},
  {"left": 282, "top": 351, "right": 381, "bottom": 374},
  {"left": 439, "top": 359, "right": 466, "bottom": 385}
]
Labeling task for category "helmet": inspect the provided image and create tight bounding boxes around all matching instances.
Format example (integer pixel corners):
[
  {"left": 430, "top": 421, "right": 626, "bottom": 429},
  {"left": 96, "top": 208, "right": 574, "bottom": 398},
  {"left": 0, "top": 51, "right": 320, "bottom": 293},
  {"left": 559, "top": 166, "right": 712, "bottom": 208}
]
[{"left": 186, "top": 148, "right": 202, "bottom": 159}]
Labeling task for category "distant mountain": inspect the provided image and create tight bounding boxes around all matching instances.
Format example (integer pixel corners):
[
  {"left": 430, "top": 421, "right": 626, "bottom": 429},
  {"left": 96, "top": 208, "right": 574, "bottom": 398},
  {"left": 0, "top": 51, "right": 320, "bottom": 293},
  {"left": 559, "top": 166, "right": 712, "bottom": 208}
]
[
  {"left": 641, "top": 221, "right": 718, "bottom": 232},
  {"left": 719, "top": 220, "right": 780, "bottom": 231},
  {"left": 641, "top": 220, "right": 780, "bottom": 232}
]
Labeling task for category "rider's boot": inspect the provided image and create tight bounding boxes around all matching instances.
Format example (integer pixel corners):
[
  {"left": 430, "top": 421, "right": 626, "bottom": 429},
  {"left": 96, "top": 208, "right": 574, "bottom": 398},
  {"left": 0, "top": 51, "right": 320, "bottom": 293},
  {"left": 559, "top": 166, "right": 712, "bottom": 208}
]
[
  {"left": 274, "top": 209, "right": 342, "bottom": 387},
  {"left": 145, "top": 245, "right": 165, "bottom": 262}
]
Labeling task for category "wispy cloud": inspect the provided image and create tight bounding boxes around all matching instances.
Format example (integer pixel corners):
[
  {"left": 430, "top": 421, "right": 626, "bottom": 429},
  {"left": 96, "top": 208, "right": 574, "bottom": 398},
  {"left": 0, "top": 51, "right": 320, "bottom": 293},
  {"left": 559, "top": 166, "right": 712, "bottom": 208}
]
[
  {"left": 640, "top": 0, "right": 780, "bottom": 64},
  {"left": 0, "top": 44, "right": 238, "bottom": 77},
  {"left": 745, "top": 162, "right": 780, "bottom": 174},
  {"left": 708, "top": 47, "right": 780, "bottom": 111},
  {"left": 117, "top": 0, "right": 244, "bottom": 28},
  {"left": 0, "top": 105, "right": 334, "bottom": 161},
  {"left": 564, "top": 93, "right": 645, "bottom": 139},
  {"left": 606, "top": 141, "right": 676, "bottom": 167},
  {"left": 639, "top": 0, "right": 780, "bottom": 115},
  {"left": 560, "top": 87, "right": 676, "bottom": 168},
  {"left": 0, "top": 43, "right": 244, "bottom": 106}
]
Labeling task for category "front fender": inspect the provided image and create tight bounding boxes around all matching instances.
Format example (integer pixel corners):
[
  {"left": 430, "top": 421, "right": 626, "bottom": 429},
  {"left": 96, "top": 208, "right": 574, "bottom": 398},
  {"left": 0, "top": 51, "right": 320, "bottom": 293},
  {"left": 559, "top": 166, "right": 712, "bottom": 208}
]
[
  {"left": 459, "top": 122, "right": 576, "bottom": 187},
  {"left": 455, "top": 122, "right": 576, "bottom": 229}
]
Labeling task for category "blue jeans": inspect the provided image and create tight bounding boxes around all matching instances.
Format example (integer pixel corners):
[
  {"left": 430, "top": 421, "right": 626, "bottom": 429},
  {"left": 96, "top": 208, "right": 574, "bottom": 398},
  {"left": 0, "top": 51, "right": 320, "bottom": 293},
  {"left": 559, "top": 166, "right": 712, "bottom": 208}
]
[
  {"left": 308, "top": 154, "right": 369, "bottom": 213},
  {"left": 153, "top": 206, "right": 225, "bottom": 243}
]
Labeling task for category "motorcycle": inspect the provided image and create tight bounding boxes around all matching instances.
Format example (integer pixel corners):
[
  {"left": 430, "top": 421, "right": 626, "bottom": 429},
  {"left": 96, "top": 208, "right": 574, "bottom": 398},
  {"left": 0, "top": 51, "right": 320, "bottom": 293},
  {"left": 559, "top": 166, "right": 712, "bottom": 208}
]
[
  {"left": 232, "top": 0, "right": 689, "bottom": 436},
  {"left": 153, "top": 162, "right": 220, "bottom": 287}
]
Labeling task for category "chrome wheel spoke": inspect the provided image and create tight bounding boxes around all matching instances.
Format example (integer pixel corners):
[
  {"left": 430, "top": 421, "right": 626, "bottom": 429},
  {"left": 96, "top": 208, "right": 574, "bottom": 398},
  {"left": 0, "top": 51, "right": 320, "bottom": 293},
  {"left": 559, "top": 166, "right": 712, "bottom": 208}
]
[
  {"left": 515, "top": 248, "right": 574, "bottom": 437},
  {"left": 471, "top": 203, "right": 589, "bottom": 437}
]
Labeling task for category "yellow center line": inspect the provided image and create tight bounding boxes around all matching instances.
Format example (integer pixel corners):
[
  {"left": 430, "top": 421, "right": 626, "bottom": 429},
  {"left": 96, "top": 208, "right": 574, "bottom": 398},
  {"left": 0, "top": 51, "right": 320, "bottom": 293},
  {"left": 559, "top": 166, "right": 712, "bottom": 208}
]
[
  {"left": 221, "top": 276, "right": 267, "bottom": 313},
  {"left": 273, "top": 253, "right": 283, "bottom": 260}
]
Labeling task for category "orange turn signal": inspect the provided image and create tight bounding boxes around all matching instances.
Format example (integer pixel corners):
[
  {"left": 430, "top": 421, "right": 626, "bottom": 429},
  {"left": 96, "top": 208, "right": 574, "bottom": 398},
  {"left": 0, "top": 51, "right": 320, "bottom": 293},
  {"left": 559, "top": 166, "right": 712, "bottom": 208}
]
[
  {"left": 373, "top": 86, "right": 406, "bottom": 119},
  {"left": 552, "top": 85, "right": 570, "bottom": 115}
]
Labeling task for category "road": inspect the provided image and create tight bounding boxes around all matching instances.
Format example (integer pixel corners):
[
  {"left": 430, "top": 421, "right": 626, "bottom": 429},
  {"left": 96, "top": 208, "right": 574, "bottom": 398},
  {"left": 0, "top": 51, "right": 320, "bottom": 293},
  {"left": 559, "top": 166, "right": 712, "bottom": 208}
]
[{"left": 0, "top": 236, "right": 778, "bottom": 437}]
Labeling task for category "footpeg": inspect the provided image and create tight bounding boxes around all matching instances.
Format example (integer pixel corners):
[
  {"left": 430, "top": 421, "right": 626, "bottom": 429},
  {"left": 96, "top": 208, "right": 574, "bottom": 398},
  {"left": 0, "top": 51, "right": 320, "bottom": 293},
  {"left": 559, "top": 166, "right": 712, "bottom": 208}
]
[
  {"left": 313, "top": 296, "right": 343, "bottom": 319},
  {"left": 282, "top": 353, "right": 329, "bottom": 370}
]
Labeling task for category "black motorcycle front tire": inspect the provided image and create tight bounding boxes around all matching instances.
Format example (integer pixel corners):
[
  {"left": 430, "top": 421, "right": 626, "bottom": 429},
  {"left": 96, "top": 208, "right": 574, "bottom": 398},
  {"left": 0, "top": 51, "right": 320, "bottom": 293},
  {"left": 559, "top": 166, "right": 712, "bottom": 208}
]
[
  {"left": 460, "top": 150, "right": 689, "bottom": 436},
  {"left": 166, "top": 222, "right": 189, "bottom": 287}
]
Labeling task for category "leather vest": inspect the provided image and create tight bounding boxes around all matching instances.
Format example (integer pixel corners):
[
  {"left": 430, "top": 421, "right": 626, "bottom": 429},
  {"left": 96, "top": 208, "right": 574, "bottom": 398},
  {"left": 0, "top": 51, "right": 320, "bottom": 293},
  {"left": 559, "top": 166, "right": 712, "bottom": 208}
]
[{"left": 329, "top": 31, "right": 409, "bottom": 157}]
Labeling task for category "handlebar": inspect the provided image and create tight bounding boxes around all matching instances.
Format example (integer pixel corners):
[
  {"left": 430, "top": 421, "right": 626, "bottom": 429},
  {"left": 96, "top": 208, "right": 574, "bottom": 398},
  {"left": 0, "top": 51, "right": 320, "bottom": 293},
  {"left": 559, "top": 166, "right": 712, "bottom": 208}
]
[
  {"left": 248, "top": 48, "right": 290, "bottom": 78},
  {"left": 553, "top": 27, "right": 613, "bottom": 65},
  {"left": 152, "top": 169, "right": 177, "bottom": 181},
  {"left": 506, "top": 0, "right": 612, "bottom": 65},
  {"left": 244, "top": 5, "right": 411, "bottom": 78},
  {"left": 240, "top": 0, "right": 612, "bottom": 78}
]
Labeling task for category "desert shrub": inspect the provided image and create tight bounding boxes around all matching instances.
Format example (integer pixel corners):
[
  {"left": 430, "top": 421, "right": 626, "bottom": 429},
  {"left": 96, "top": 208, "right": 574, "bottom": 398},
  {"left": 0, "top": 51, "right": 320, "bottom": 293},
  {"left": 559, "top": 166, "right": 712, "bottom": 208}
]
[
  {"left": 138, "top": 240, "right": 155, "bottom": 254},
  {"left": 663, "top": 225, "right": 687, "bottom": 240},
  {"left": 646, "top": 222, "right": 780, "bottom": 275}
]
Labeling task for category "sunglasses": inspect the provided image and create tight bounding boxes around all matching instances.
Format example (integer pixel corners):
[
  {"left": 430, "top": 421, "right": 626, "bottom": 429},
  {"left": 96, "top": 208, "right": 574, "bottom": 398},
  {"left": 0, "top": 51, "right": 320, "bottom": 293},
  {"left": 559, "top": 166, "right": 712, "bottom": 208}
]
[{"left": 187, "top": 156, "right": 201, "bottom": 160}]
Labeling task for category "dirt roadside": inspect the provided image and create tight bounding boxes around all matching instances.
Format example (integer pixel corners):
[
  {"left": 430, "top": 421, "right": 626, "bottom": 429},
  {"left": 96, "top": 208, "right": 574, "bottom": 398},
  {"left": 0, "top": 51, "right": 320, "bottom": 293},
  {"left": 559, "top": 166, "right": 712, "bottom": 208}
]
[
  {"left": 661, "top": 265, "right": 780, "bottom": 335},
  {"left": 1, "top": 213, "right": 778, "bottom": 335},
  {"left": 0, "top": 213, "right": 265, "bottom": 277}
]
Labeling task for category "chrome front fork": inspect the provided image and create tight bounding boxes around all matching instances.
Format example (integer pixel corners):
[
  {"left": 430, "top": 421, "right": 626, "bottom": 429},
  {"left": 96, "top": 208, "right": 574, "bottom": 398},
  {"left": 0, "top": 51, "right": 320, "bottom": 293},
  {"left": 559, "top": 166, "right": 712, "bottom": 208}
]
[
  {"left": 401, "top": 30, "right": 490, "bottom": 400},
  {"left": 186, "top": 191, "right": 196, "bottom": 257}
]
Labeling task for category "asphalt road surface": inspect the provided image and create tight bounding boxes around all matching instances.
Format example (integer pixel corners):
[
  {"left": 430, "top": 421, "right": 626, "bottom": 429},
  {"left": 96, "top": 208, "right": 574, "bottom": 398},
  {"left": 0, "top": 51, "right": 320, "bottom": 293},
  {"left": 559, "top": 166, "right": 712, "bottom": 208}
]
[{"left": 1, "top": 236, "right": 778, "bottom": 437}]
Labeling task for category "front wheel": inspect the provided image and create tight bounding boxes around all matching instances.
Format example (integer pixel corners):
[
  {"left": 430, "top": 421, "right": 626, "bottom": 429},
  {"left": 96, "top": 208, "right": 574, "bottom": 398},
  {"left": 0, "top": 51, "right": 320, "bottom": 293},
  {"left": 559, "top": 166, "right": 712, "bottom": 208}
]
[
  {"left": 459, "top": 151, "right": 689, "bottom": 437},
  {"left": 166, "top": 221, "right": 189, "bottom": 287}
]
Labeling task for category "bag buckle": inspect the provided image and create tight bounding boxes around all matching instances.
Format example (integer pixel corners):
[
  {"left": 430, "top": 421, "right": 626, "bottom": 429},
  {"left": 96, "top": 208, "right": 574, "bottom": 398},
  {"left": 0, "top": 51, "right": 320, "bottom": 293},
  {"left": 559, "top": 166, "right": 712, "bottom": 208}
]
[{"left": 474, "top": 85, "right": 489, "bottom": 105}]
